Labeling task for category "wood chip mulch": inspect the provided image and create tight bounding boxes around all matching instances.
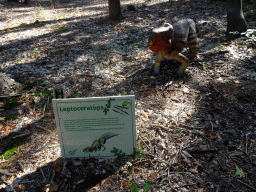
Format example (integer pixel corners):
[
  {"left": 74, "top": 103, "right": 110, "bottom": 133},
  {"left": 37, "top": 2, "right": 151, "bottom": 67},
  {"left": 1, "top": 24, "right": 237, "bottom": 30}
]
[{"left": 0, "top": 0, "right": 256, "bottom": 191}]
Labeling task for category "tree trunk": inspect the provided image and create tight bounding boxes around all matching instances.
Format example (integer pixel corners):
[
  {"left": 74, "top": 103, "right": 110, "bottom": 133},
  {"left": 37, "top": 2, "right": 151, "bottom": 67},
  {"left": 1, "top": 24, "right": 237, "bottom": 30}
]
[
  {"left": 108, "top": 0, "right": 123, "bottom": 20},
  {"left": 226, "top": 0, "right": 247, "bottom": 35}
]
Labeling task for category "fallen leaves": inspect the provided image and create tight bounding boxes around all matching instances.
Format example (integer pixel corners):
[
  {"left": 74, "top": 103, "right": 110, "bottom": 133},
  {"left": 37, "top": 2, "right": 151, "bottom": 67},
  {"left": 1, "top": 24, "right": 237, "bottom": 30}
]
[
  {"left": 122, "top": 180, "right": 131, "bottom": 189},
  {"left": 148, "top": 172, "right": 157, "bottom": 180},
  {"left": 14, "top": 184, "right": 25, "bottom": 192},
  {"left": 194, "top": 159, "right": 202, "bottom": 167},
  {"left": 140, "top": 110, "right": 148, "bottom": 121},
  {"left": 234, "top": 165, "right": 245, "bottom": 178}
]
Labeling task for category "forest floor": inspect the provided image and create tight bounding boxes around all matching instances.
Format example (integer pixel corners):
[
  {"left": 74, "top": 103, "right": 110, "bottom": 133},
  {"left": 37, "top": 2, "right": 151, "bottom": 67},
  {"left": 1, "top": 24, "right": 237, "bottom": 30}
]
[{"left": 0, "top": 0, "right": 256, "bottom": 191}]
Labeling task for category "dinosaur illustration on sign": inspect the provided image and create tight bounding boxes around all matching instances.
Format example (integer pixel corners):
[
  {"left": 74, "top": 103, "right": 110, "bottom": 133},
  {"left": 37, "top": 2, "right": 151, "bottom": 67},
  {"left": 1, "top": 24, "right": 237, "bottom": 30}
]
[{"left": 83, "top": 132, "right": 119, "bottom": 153}]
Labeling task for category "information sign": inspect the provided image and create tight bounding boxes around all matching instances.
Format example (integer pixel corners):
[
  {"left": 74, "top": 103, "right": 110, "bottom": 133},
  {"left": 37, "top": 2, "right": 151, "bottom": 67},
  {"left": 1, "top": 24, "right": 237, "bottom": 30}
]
[{"left": 52, "top": 95, "right": 136, "bottom": 158}]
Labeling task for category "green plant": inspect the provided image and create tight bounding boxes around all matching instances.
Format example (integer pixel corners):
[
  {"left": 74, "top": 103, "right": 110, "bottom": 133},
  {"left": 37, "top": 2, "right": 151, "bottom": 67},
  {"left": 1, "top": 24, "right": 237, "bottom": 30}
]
[
  {"left": 4, "top": 98, "right": 19, "bottom": 110},
  {"left": 4, "top": 115, "right": 17, "bottom": 122},
  {"left": 229, "top": 31, "right": 240, "bottom": 35},
  {"left": 35, "top": 79, "right": 45, "bottom": 83},
  {"left": 35, "top": 102, "right": 44, "bottom": 108},
  {"left": 35, "top": 4, "right": 44, "bottom": 13},
  {"left": 0, "top": 4, "right": 6, "bottom": 9},
  {"left": 71, "top": 6, "right": 80, "bottom": 13},
  {"left": 55, "top": 25, "right": 69, "bottom": 32},
  {"left": 132, "top": 77, "right": 139, "bottom": 83},
  {"left": 135, "top": 141, "right": 147, "bottom": 158},
  {"left": 130, "top": 181, "right": 152, "bottom": 192},
  {"left": 143, "top": 181, "right": 152, "bottom": 192},
  {"left": 234, "top": 165, "right": 245, "bottom": 178},
  {"left": 19, "top": 23, "right": 28, "bottom": 28},
  {"left": 110, "top": 147, "right": 126, "bottom": 157},
  {"left": 56, "top": 15, "right": 67, "bottom": 20},
  {"left": 237, "top": 41, "right": 247, "bottom": 45},
  {"left": 0, "top": 146, "right": 22, "bottom": 160},
  {"left": 199, "top": 61, "right": 208, "bottom": 70},
  {"left": 18, "top": 80, "right": 33, "bottom": 91},
  {"left": 42, "top": 118, "right": 52, "bottom": 122},
  {"left": 130, "top": 183, "right": 138, "bottom": 192},
  {"left": 94, "top": 47, "right": 106, "bottom": 62},
  {"left": 56, "top": 49, "right": 63, "bottom": 54},
  {"left": 132, "top": 42, "right": 139, "bottom": 49},
  {"left": 169, "top": 0, "right": 175, "bottom": 6},
  {"left": 251, "top": 111, "right": 256, "bottom": 119},
  {"left": 246, "top": 10, "right": 255, "bottom": 18},
  {"left": 32, "top": 49, "right": 38, "bottom": 54},
  {"left": 35, "top": 89, "right": 54, "bottom": 101}
]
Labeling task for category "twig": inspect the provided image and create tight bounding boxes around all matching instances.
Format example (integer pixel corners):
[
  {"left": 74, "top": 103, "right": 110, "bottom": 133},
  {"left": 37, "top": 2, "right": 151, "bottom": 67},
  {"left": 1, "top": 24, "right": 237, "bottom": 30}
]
[
  {"left": 245, "top": 133, "right": 249, "bottom": 154},
  {"left": 17, "top": 160, "right": 26, "bottom": 173},
  {"left": 199, "top": 50, "right": 229, "bottom": 56},
  {"left": 168, "top": 171, "right": 192, "bottom": 174},
  {"left": 210, "top": 82, "right": 227, "bottom": 102},
  {"left": 127, "top": 80, "right": 133, "bottom": 95},
  {"left": 126, "top": 66, "right": 148, "bottom": 78},
  {"left": 35, "top": 124, "right": 53, "bottom": 134},
  {"left": 150, "top": 123, "right": 169, "bottom": 131},
  {"left": 137, "top": 135, "right": 153, "bottom": 153},
  {"left": 12, "top": 131, "right": 30, "bottom": 139},
  {"left": 236, "top": 179, "right": 256, "bottom": 191},
  {"left": 162, "top": 81, "right": 173, "bottom": 91},
  {"left": 40, "top": 168, "right": 46, "bottom": 182},
  {"left": 247, "top": 177, "right": 256, "bottom": 189},
  {"left": 210, "top": 82, "right": 245, "bottom": 112},
  {"left": 0, "top": 94, "right": 21, "bottom": 99}
]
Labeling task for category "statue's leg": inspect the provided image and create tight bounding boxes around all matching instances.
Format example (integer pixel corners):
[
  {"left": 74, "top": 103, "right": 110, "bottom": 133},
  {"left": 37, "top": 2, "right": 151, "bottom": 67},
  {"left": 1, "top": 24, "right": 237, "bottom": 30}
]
[
  {"left": 153, "top": 52, "right": 164, "bottom": 75},
  {"left": 163, "top": 50, "right": 189, "bottom": 76}
]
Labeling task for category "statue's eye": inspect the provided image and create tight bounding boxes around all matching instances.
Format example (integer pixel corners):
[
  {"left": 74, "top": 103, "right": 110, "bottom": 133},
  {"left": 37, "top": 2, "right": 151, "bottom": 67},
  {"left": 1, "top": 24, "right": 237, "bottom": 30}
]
[{"left": 149, "top": 40, "right": 154, "bottom": 46}]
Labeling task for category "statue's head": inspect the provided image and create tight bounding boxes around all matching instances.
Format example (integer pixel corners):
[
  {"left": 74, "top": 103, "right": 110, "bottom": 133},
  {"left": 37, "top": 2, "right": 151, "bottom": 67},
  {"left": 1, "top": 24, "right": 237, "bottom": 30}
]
[{"left": 148, "top": 22, "right": 173, "bottom": 52}]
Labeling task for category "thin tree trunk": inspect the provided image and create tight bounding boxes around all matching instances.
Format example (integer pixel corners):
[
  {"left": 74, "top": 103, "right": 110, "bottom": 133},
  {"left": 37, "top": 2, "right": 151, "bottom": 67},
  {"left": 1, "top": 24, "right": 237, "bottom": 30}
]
[
  {"left": 108, "top": 0, "right": 123, "bottom": 20},
  {"left": 226, "top": 0, "right": 247, "bottom": 35}
]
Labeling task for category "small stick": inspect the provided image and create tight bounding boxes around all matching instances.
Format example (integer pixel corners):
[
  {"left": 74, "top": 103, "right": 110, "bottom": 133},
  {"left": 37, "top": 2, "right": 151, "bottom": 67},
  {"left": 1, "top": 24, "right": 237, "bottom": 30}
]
[
  {"left": 210, "top": 82, "right": 227, "bottom": 102},
  {"left": 35, "top": 124, "right": 53, "bottom": 134},
  {"left": 40, "top": 168, "right": 46, "bottom": 182},
  {"left": 237, "top": 179, "right": 256, "bottom": 191},
  {"left": 17, "top": 160, "right": 26, "bottom": 173},
  {"left": 245, "top": 134, "right": 248, "bottom": 154},
  {"left": 0, "top": 94, "right": 21, "bottom": 99}
]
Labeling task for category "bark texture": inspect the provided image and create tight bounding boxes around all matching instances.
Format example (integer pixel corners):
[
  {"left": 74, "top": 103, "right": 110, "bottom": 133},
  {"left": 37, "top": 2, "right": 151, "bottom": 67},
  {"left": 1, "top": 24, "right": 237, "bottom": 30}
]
[{"left": 108, "top": 0, "right": 123, "bottom": 20}]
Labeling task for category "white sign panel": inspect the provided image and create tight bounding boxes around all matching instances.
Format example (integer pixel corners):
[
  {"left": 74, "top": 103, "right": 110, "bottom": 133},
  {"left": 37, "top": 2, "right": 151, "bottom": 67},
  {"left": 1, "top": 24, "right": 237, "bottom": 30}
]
[{"left": 52, "top": 95, "right": 136, "bottom": 158}]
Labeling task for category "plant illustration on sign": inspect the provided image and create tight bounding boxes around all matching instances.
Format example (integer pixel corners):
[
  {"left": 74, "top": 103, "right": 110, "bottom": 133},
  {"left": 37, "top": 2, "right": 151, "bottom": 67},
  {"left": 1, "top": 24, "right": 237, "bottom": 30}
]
[
  {"left": 122, "top": 101, "right": 131, "bottom": 109},
  {"left": 112, "top": 101, "right": 131, "bottom": 115},
  {"left": 83, "top": 132, "right": 118, "bottom": 153},
  {"left": 103, "top": 98, "right": 115, "bottom": 115}
]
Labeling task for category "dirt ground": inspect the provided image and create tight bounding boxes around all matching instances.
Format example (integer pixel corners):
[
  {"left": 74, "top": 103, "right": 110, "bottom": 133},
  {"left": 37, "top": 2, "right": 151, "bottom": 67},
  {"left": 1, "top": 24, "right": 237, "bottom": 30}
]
[{"left": 0, "top": 0, "right": 256, "bottom": 191}]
